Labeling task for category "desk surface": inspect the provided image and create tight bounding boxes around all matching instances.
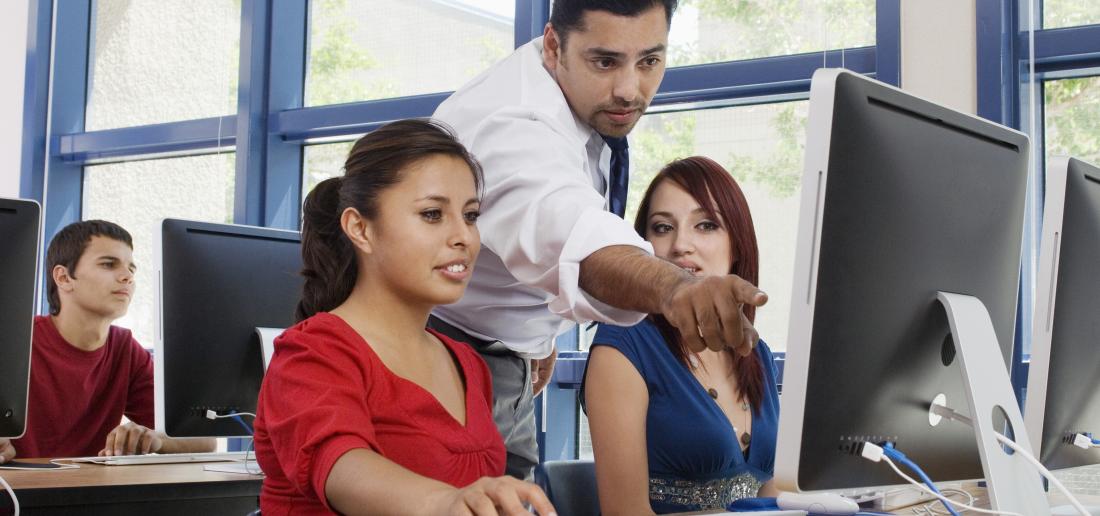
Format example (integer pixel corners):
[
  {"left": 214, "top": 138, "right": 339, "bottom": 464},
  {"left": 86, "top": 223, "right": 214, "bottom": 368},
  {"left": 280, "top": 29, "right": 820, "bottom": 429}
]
[
  {"left": 672, "top": 482, "right": 1100, "bottom": 515},
  {"left": 0, "top": 458, "right": 262, "bottom": 516}
]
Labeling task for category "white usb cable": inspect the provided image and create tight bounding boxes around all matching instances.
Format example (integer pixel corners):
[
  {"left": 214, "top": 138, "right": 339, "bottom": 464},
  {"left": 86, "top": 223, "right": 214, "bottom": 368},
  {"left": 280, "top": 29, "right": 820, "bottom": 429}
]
[
  {"left": 0, "top": 473, "right": 18, "bottom": 516},
  {"left": 1071, "top": 434, "right": 1100, "bottom": 450},
  {"left": 859, "top": 441, "right": 1021, "bottom": 516},
  {"left": 928, "top": 406, "right": 1090, "bottom": 516}
]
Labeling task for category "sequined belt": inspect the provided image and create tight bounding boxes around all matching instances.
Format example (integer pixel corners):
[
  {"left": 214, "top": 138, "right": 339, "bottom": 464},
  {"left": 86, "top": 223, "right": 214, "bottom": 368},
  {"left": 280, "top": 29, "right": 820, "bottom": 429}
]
[{"left": 648, "top": 472, "right": 762, "bottom": 511}]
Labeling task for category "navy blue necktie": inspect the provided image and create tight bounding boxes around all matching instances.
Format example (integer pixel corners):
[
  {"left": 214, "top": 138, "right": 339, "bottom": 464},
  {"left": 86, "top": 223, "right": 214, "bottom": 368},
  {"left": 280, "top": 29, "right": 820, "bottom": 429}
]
[{"left": 603, "top": 136, "right": 630, "bottom": 218}]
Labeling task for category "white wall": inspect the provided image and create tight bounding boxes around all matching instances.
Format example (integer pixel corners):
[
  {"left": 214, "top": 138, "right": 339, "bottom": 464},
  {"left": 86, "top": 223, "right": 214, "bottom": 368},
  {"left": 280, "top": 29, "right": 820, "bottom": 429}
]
[
  {"left": 900, "top": 0, "right": 977, "bottom": 115},
  {"left": 0, "top": 0, "right": 30, "bottom": 199}
]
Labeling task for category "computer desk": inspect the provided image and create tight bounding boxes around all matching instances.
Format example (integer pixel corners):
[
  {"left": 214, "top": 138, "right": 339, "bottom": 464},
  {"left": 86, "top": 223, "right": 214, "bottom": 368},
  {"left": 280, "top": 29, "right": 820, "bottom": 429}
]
[
  {"left": 0, "top": 458, "right": 261, "bottom": 515},
  {"left": 672, "top": 481, "right": 1100, "bottom": 514}
]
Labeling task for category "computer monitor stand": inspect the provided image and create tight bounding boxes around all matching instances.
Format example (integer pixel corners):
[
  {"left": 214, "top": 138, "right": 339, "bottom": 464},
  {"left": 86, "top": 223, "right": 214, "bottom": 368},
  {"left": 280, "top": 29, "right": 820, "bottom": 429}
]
[{"left": 936, "top": 292, "right": 1049, "bottom": 514}]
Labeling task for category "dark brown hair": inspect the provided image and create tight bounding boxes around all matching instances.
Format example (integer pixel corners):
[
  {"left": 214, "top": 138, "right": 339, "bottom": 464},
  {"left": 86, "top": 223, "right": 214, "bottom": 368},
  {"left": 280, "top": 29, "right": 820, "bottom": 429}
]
[
  {"left": 296, "top": 119, "right": 483, "bottom": 322},
  {"left": 550, "top": 0, "right": 678, "bottom": 48},
  {"left": 45, "top": 220, "right": 133, "bottom": 315},
  {"left": 633, "top": 156, "right": 765, "bottom": 412}
]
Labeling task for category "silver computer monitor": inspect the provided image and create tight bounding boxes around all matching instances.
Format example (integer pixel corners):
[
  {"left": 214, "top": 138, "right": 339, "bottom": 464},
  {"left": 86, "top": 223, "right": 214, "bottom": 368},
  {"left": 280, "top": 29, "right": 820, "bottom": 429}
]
[
  {"left": 1024, "top": 156, "right": 1100, "bottom": 470},
  {"left": 775, "top": 69, "right": 1032, "bottom": 492},
  {"left": 0, "top": 198, "right": 41, "bottom": 439},
  {"left": 154, "top": 219, "right": 302, "bottom": 438}
]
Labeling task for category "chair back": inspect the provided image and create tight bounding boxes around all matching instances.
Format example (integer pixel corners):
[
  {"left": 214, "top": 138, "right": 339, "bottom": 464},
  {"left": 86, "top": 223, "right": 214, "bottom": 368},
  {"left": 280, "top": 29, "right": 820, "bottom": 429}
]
[{"left": 534, "top": 460, "right": 600, "bottom": 516}]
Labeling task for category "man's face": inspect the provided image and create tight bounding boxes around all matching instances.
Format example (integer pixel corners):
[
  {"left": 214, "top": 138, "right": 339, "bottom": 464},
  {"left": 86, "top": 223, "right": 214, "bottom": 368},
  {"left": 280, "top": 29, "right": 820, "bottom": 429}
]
[
  {"left": 57, "top": 236, "right": 136, "bottom": 320},
  {"left": 543, "top": 6, "right": 669, "bottom": 138}
]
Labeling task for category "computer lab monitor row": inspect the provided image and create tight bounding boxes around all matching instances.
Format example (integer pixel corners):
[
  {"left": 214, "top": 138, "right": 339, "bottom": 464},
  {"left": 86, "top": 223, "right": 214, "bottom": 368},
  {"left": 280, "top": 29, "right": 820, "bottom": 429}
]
[
  {"left": 0, "top": 210, "right": 302, "bottom": 442},
  {"left": 776, "top": 70, "right": 1100, "bottom": 514},
  {"left": 0, "top": 70, "right": 1097, "bottom": 511}
]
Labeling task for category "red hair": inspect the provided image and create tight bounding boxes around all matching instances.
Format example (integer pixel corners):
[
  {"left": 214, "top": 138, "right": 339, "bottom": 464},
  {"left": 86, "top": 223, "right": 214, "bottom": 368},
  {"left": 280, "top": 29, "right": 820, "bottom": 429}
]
[{"left": 633, "top": 156, "right": 765, "bottom": 412}]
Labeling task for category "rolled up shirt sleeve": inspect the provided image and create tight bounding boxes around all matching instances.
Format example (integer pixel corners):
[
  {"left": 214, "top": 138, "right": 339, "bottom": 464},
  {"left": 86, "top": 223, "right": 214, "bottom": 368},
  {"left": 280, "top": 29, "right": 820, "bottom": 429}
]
[{"left": 467, "top": 109, "right": 653, "bottom": 326}]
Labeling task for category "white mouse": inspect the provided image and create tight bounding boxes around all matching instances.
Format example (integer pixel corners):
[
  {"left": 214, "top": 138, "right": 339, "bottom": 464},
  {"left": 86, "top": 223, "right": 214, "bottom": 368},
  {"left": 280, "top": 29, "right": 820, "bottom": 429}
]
[{"left": 776, "top": 492, "right": 860, "bottom": 515}]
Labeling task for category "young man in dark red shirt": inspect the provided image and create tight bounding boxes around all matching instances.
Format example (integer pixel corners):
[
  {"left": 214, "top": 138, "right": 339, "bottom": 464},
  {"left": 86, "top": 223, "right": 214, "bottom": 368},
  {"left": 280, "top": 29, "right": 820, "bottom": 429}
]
[{"left": 0, "top": 220, "right": 213, "bottom": 461}]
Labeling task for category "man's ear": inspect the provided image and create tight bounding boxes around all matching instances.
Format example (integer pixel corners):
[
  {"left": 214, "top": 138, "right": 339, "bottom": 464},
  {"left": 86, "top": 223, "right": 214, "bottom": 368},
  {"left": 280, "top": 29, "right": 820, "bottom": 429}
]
[
  {"left": 340, "top": 207, "right": 374, "bottom": 256},
  {"left": 542, "top": 22, "right": 562, "bottom": 73},
  {"left": 53, "top": 264, "right": 75, "bottom": 293}
]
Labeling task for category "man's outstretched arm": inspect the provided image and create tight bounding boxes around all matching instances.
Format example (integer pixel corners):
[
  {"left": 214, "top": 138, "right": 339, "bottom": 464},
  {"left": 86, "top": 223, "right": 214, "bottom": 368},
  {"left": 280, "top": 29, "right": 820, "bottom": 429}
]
[{"left": 579, "top": 245, "right": 768, "bottom": 355}]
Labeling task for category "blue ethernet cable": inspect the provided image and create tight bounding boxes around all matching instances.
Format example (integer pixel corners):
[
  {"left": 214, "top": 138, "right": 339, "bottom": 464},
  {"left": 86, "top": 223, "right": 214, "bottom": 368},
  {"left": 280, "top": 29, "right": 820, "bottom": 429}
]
[
  {"left": 206, "top": 409, "right": 256, "bottom": 435},
  {"left": 881, "top": 443, "right": 960, "bottom": 516},
  {"left": 228, "top": 411, "right": 253, "bottom": 435}
]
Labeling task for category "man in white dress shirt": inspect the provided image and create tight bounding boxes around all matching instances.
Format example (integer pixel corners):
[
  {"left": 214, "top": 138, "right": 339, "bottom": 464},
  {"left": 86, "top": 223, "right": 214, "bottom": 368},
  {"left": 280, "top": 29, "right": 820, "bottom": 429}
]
[{"left": 431, "top": 0, "right": 768, "bottom": 480}]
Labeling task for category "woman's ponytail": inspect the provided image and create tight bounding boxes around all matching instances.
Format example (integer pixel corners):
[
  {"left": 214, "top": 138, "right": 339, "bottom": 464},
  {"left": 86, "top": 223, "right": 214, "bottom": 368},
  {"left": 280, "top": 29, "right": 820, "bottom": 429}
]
[{"left": 296, "top": 177, "right": 356, "bottom": 321}]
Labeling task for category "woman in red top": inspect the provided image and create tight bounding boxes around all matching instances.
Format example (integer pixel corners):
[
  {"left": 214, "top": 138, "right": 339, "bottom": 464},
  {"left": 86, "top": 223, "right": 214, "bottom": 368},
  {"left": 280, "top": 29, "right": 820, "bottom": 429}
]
[{"left": 253, "top": 119, "right": 556, "bottom": 516}]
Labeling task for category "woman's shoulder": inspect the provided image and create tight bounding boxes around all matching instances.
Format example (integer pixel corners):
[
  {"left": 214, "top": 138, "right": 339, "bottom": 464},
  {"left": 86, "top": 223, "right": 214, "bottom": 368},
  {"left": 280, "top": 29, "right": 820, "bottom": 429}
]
[
  {"left": 590, "top": 318, "right": 678, "bottom": 376},
  {"left": 593, "top": 317, "right": 663, "bottom": 347},
  {"left": 273, "top": 312, "right": 369, "bottom": 362},
  {"left": 431, "top": 330, "right": 483, "bottom": 363},
  {"left": 754, "top": 338, "right": 776, "bottom": 363}
]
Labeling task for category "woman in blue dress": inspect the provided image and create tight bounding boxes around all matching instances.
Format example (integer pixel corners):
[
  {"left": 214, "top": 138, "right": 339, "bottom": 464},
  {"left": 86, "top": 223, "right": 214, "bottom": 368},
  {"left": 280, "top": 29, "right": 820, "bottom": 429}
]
[{"left": 583, "top": 156, "right": 781, "bottom": 515}]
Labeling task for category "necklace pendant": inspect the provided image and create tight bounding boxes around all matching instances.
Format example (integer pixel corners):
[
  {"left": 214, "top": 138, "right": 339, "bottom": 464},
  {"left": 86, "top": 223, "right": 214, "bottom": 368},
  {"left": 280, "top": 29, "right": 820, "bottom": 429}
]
[
  {"left": 707, "top": 388, "right": 718, "bottom": 399},
  {"left": 741, "top": 432, "right": 752, "bottom": 446}
]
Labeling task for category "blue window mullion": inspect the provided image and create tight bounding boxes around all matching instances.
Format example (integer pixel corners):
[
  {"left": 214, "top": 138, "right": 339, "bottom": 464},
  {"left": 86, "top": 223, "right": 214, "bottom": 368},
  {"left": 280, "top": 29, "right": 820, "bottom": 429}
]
[
  {"left": 1026, "top": 24, "right": 1100, "bottom": 74},
  {"left": 977, "top": 0, "right": 1020, "bottom": 127},
  {"left": 262, "top": 0, "right": 307, "bottom": 230},
  {"left": 39, "top": 0, "right": 93, "bottom": 312},
  {"left": 43, "top": 2, "right": 92, "bottom": 237},
  {"left": 234, "top": 0, "right": 272, "bottom": 227},
  {"left": 514, "top": 0, "right": 550, "bottom": 48},
  {"left": 19, "top": 0, "right": 54, "bottom": 202},
  {"left": 55, "top": 116, "right": 237, "bottom": 164},
  {"left": 656, "top": 48, "right": 876, "bottom": 106},
  {"left": 875, "top": 0, "right": 901, "bottom": 86},
  {"left": 274, "top": 93, "right": 451, "bottom": 143}
]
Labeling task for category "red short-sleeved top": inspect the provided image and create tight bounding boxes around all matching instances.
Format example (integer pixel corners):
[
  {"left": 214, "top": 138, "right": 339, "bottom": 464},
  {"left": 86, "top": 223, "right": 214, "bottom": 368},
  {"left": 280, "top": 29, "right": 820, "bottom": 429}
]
[
  {"left": 12, "top": 315, "right": 154, "bottom": 458},
  {"left": 253, "top": 312, "right": 505, "bottom": 515}
]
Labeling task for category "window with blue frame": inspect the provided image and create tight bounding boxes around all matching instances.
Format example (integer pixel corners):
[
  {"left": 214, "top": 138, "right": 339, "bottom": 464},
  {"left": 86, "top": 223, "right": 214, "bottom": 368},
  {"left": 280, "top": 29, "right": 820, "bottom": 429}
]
[
  {"left": 976, "top": 0, "right": 1100, "bottom": 400},
  {"left": 22, "top": 0, "right": 899, "bottom": 463}
]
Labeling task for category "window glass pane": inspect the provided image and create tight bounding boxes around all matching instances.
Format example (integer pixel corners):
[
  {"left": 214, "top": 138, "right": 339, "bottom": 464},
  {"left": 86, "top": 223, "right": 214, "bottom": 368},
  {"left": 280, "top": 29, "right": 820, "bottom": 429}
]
[
  {"left": 305, "top": 0, "right": 514, "bottom": 106},
  {"left": 579, "top": 406, "right": 593, "bottom": 460},
  {"left": 668, "top": 0, "right": 875, "bottom": 67},
  {"left": 303, "top": 141, "right": 355, "bottom": 197},
  {"left": 86, "top": 1, "right": 239, "bottom": 131},
  {"left": 82, "top": 154, "right": 236, "bottom": 348},
  {"left": 1043, "top": 0, "right": 1100, "bottom": 29},
  {"left": 1044, "top": 76, "right": 1100, "bottom": 167}
]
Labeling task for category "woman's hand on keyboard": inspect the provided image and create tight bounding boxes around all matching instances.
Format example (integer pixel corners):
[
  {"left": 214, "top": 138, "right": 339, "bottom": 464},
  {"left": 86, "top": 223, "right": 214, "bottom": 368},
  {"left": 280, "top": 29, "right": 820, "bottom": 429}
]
[
  {"left": 434, "top": 476, "right": 557, "bottom": 516},
  {"left": 98, "top": 422, "right": 163, "bottom": 456}
]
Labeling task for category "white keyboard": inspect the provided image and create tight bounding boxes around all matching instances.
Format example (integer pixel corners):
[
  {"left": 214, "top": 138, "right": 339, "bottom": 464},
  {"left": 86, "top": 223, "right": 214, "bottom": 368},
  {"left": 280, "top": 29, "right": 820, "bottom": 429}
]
[{"left": 57, "top": 451, "right": 250, "bottom": 466}]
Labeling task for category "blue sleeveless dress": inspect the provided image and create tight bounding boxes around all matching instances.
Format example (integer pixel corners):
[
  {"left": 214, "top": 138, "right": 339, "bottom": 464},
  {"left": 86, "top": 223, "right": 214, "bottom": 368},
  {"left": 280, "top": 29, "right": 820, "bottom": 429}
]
[{"left": 583, "top": 318, "right": 780, "bottom": 514}]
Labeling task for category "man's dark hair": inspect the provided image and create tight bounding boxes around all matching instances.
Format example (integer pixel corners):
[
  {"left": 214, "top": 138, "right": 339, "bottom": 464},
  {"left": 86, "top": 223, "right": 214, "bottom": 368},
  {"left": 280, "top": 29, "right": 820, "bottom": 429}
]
[
  {"left": 549, "top": 0, "right": 678, "bottom": 47},
  {"left": 46, "top": 220, "right": 134, "bottom": 315}
]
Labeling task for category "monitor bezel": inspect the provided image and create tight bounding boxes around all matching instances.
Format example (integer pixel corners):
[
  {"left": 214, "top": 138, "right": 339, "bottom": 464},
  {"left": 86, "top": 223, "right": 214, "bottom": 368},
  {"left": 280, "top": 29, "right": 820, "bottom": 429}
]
[{"left": 0, "top": 197, "right": 42, "bottom": 440}]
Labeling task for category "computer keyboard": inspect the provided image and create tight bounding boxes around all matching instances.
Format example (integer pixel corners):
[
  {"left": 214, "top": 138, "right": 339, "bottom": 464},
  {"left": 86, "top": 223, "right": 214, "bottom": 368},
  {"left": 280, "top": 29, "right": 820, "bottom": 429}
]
[
  {"left": 1054, "top": 464, "right": 1100, "bottom": 496},
  {"left": 57, "top": 451, "right": 250, "bottom": 466}
]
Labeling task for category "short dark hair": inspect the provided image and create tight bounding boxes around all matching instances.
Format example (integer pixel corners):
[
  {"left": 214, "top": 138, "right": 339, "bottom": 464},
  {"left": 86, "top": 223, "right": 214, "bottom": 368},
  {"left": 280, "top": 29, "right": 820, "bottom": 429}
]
[
  {"left": 549, "top": 0, "right": 678, "bottom": 47},
  {"left": 296, "top": 118, "right": 483, "bottom": 322},
  {"left": 45, "top": 220, "right": 134, "bottom": 315}
]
